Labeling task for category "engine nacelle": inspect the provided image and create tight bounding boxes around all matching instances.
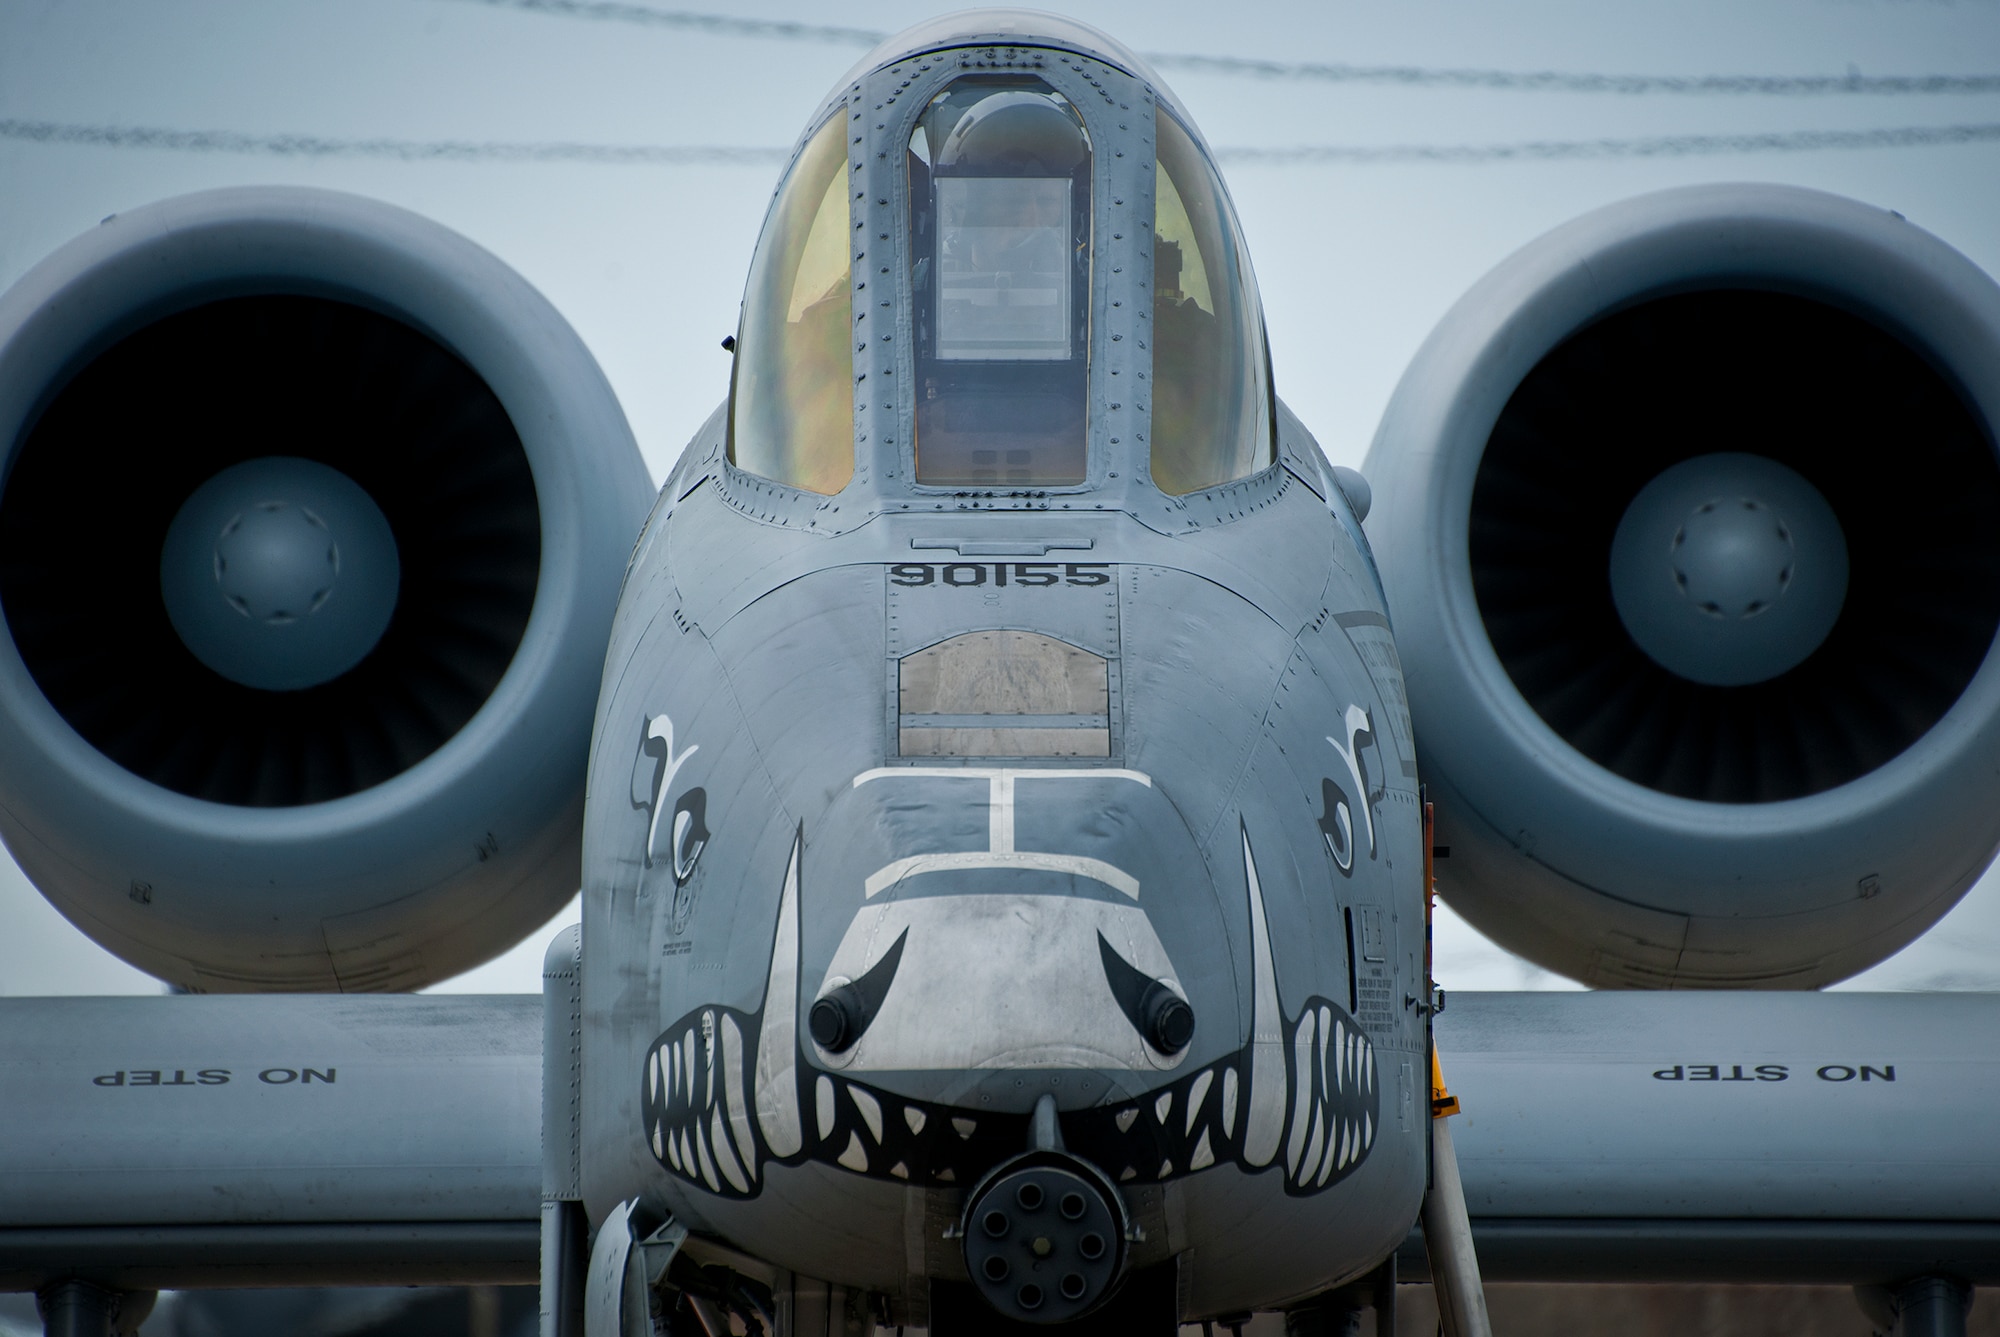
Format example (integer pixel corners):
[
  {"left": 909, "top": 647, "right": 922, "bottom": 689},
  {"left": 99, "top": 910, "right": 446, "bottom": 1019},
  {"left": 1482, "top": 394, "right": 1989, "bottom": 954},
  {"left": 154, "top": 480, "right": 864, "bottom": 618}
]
[
  {"left": 1364, "top": 184, "right": 2000, "bottom": 988},
  {"left": 0, "top": 188, "right": 652, "bottom": 991}
]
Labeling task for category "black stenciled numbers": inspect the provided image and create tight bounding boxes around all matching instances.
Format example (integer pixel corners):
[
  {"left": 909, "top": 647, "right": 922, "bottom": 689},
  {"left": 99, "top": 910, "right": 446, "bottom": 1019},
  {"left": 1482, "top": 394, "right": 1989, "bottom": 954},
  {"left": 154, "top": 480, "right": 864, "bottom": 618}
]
[{"left": 889, "top": 562, "right": 1111, "bottom": 588}]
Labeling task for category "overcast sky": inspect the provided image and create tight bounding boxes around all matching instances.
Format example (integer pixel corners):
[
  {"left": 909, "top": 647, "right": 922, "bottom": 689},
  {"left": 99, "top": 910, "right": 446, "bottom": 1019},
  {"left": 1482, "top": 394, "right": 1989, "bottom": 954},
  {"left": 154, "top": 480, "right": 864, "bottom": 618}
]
[{"left": 2, "top": 0, "right": 1998, "bottom": 996}]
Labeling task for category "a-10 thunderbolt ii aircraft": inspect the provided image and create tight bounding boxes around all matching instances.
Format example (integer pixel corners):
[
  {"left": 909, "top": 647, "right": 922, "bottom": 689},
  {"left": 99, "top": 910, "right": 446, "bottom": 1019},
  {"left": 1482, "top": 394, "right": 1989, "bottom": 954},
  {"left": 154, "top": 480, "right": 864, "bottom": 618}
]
[{"left": 4, "top": 9, "right": 2000, "bottom": 1337}]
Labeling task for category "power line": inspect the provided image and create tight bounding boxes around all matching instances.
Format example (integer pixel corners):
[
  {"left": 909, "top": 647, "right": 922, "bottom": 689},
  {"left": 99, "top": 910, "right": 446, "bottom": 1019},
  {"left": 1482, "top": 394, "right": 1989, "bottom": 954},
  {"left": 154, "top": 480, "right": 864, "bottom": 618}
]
[
  {"left": 7, "top": 117, "right": 1998, "bottom": 166},
  {"left": 443, "top": 0, "right": 2000, "bottom": 97},
  {"left": 1148, "top": 55, "right": 2000, "bottom": 97},
  {"left": 0, "top": 120, "right": 785, "bottom": 164},
  {"left": 1222, "top": 122, "right": 2000, "bottom": 163},
  {"left": 451, "top": 0, "right": 882, "bottom": 45}
]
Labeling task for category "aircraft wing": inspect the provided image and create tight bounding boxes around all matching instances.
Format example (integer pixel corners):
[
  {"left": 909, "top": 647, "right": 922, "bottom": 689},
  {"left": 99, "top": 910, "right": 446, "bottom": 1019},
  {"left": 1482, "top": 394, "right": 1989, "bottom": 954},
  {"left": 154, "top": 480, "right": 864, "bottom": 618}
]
[
  {"left": 1412, "top": 990, "right": 2000, "bottom": 1287},
  {"left": 5, "top": 988, "right": 1995, "bottom": 1292},
  {"left": 0, "top": 992, "right": 541, "bottom": 1292}
]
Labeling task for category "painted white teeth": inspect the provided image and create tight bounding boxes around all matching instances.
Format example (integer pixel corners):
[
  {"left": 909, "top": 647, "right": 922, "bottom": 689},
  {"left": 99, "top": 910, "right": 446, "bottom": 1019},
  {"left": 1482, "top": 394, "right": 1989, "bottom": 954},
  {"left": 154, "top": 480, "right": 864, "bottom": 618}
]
[
  {"left": 694, "top": 1119, "right": 719, "bottom": 1191},
  {"left": 702, "top": 1010, "right": 716, "bottom": 1110},
  {"left": 711, "top": 1107, "right": 750, "bottom": 1193},
  {"left": 1301, "top": 1105, "right": 1324, "bottom": 1182},
  {"left": 850, "top": 1086, "right": 884, "bottom": 1144},
  {"left": 1186, "top": 1069, "right": 1213, "bottom": 1135},
  {"left": 646, "top": 973, "right": 1380, "bottom": 1200},
  {"left": 1240, "top": 827, "right": 1285, "bottom": 1168},
  {"left": 816, "top": 1075, "right": 836, "bottom": 1141},
  {"left": 1256, "top": 1002, "right": 1381, "bottom": 1188},
  {"left": 720, "top": 1014, "right": 756, "bottom": 1184},
  {"left": 1318, "top": 1017, "right": 1332, "bottom": 1101},
  {"left": 1286, "top": 1010, "right": 1317, "bottom": 1176},
  {"left": 1316, "top": 1122, "right": 1338, "bottom": 1187},
  {"left": 753, "top": 835, "right": 804, "bottom": 1158}
]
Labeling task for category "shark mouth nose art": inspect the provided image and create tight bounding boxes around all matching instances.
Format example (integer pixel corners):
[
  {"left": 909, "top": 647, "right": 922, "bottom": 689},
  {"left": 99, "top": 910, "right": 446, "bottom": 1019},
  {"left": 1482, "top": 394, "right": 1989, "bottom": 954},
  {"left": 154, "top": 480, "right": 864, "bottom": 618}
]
[
  {"left": 1099, "top": 933, "right": 1196, "bottom": 1055},
  {"left": 641, "top": 822, "right": 1377, "bottom": 1199},
  {"left": 808, "top": 928, "right": 907, "bottom": 1053}
]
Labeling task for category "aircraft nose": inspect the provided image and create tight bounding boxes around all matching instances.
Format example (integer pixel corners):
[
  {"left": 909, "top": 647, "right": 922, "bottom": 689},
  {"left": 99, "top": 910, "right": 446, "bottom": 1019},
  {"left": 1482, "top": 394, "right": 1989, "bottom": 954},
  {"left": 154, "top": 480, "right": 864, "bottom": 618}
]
[{"left": 809, "top": 883, "right": 1194, "bottom": 1076}]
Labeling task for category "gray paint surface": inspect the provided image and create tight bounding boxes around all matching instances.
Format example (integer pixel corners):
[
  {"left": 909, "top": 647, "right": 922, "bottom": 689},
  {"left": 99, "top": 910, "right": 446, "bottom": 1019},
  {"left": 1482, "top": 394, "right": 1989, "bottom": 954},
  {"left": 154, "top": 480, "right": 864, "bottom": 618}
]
[
  {"left": 3, "top": 0, "right": 2000, "bottom": 1008},
  {"left": 0, "top": 994, "right": 540, "bottom": 1231},
  {"left": 1, "top": 2, "right": 1999, "bottom": 1322},
  {"left": 3, "top": 989, "right": 1997, "bottom": 1290},
  {"left": 1438, "top": 990, "right": 2000, "bottom": 1221},
  {"left": 576, "top": 18, "right": 1428, "bottom": 1320}
]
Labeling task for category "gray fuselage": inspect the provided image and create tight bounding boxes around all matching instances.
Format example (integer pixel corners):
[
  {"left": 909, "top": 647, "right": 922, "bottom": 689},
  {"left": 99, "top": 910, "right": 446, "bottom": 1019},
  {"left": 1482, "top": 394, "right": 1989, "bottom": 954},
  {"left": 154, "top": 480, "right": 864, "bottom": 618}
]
[
  {"left": 575, "top": 14, "right": 1427, "bottom": 1322},
  {"left": 579, "top": 406, "right": 1426, "bottom": 1318}
]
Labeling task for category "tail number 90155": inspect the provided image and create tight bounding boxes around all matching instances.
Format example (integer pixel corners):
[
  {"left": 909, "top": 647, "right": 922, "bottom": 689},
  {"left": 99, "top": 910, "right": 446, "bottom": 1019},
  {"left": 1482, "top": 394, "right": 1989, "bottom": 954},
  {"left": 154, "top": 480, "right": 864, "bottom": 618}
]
[{"left": 889, "top": 562, "right": 1111, "bottom": 589}]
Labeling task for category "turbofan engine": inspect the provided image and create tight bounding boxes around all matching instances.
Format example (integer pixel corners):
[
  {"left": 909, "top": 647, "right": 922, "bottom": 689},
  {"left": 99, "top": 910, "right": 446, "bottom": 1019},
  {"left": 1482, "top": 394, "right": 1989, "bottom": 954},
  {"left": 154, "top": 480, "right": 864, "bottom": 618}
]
[
  {"left": 1365, "top": 184, "right": 2000, "bottom": 988},
  {"left": 0, "top": 188, "right": 652, "bottom": 991}
]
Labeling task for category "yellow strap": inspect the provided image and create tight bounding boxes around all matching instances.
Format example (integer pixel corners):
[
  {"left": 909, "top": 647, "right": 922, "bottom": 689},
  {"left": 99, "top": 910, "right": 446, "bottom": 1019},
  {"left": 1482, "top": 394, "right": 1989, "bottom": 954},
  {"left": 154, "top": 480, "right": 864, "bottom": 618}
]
[{"left": 1431, "top": 1046, "right": 1461, "bottom": 1119}]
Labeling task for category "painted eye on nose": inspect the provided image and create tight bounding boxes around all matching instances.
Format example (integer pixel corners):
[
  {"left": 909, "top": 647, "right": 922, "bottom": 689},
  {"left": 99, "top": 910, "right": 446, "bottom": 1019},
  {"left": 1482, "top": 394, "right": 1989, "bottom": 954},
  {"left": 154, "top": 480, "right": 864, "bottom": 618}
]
[
  {"left": 1318, "top": 777, "right": 1354, "bottom": 874},
  {"left": 670, "top": 789, "right": 708, "bottom": 883},
  {"left": 1097, "top": 932, "right": 1195, "bottom": 1055},
  {"left": 809, "top": 928, "right": 908, "bottom": 1053}
]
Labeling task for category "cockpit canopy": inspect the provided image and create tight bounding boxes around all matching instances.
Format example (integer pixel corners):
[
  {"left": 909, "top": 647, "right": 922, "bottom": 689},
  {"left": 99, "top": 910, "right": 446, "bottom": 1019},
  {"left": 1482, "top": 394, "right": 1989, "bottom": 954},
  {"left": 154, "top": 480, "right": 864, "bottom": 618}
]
[
  {"left": 910, "top": 78, "right": 1092, "bottom": 487},
  {"left": 726, "top": 34, "right": 1273, "bottom": 505},
  {"left": 1148, "top": 111, "right": 1272, "bottom": 496},
  {"left": 727, "top": 112, "right": 854, "bottom": 497}
]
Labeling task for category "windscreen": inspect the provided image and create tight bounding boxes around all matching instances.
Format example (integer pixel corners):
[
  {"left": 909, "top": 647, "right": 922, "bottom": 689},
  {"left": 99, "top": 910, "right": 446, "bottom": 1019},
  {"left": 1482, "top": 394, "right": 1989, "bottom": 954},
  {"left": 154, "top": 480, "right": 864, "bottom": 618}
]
[
  {"left": 728, "top": 111, "right": 854, "bottom": 495},
  {"left": 1149, "top": 109, "right": 1274, "bottom": 495},
  {"left": 908, "top": 79, "right": 1092, "bottom": 488},
  {"left": 935, "top": 176, "right": 1073, "bottom": 361}
]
